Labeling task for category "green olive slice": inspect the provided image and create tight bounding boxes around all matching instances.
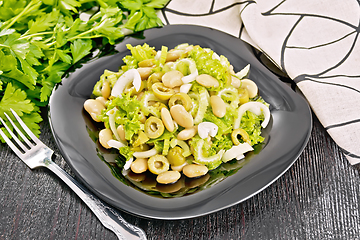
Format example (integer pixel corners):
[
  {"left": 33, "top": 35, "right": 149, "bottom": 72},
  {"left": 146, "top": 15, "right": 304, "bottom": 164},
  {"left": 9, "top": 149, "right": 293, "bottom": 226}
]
[
  {"left": 144, "top": 116, "right": 165, "bottom": 139},
  {"left": 231, "top": 128, "right": 251, "bottom": 145},
  {"left": 147, "top": 72, "right": 163, "bottom": 90},
  {"left": 168, "top": 92, "right": 192, "bottom": 111},
  {"left": 148, "top": 154, "right": 170, "bottom": 175},
  {"left": 152, "top": 82, "right": 175, "bottom": 101}
]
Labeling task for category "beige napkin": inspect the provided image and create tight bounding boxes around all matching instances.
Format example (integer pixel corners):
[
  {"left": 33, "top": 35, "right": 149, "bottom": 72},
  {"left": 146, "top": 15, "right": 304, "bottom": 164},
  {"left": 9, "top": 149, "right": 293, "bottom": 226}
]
[{"left": 158, "top": 0, "right": 360, "bottom": 165}]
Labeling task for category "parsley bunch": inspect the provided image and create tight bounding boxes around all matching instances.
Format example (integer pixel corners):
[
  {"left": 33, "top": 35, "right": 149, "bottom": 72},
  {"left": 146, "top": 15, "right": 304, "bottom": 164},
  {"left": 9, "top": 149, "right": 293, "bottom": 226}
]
[{"left": 0, "top": 0, "right": 168, "bottom": 138}]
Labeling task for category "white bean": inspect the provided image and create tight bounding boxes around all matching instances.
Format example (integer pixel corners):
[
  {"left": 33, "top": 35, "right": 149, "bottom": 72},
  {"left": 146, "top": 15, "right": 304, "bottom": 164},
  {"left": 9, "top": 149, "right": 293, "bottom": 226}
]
[
  {"left": 137, "top": 67, "right": 153, "bottom": 80},
  {"left": 166, "top": 50, "right": 182, "bottom": 62},
  {"left": 84, "top": 99, "right": 105, "bottom": 122},
  {"left": 177, "top": 126, "right": 197, "bottom": 141},
  {"left": 183, "top": 164, "right": 208, "bottom": 178},
  {"left": 195, "top": 74, "right": 219, "bottom": 88},
  {"left": 99, "top": 128, "right": 113, "bottom": 149},
  {"left": 101, "top": 81, "right": 111, "bottom": 99},
  {"left": 131, "top": 158, "right": 148, "bottom": 174},
  {"left": 162, "top": 70, "right": 183, "bottom": 88},
  {"left": 161, "top": 108, "right": 175, "bottom": 132},
  {"left": 95, "top": 96, "right": 107, "bottom": 105},
  {"left": 116, "top": 125, "right": 126, "bottom": 142},
  {"left": 156, "top": 171, "right": 181, "bottom": 184},
  {"left": 170, "top": 105, "right": 194, "bottom": 128},
  {"left": 230, "top": 76, "right": 241, "bottom": 88},
  {"left": 210, "top": 95, "right": 226, "bottom": 118}
]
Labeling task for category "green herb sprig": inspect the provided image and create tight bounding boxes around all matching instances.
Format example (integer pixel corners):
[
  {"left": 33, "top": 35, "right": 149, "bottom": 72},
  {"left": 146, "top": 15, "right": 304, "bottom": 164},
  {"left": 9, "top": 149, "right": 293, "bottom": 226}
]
[{"left": 0, "top": 0, "right": 169, "bottom": 139}]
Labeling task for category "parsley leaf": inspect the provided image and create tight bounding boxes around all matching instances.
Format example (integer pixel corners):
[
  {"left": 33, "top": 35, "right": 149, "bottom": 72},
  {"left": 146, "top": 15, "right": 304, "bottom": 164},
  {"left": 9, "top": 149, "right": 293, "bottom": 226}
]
[
  {"left": 0, "top": 50, "right": 34, "bottom": 89},
  {"left": 0, "top": 0, "right": 169, "bottom": 140},
  {"left": 70, "top": 39, "right": 93, "bottom": 64},
  {"left": 145, "top": 0, "right": 169, "bottom": 8},
  {"left": 40, "top": 72, "right": 62, "bottom": 102},
  {"left": 0, "top": 82, "right": 42, "bottom": 140},
  {"left": 0, "top": 83, "right": 34, "bottom": 115}
]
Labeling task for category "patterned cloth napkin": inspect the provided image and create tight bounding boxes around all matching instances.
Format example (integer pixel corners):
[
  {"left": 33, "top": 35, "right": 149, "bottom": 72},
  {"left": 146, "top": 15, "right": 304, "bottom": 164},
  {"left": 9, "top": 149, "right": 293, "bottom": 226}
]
[{"left": 158, "top": 0, "right": 360, "bottom": 165}]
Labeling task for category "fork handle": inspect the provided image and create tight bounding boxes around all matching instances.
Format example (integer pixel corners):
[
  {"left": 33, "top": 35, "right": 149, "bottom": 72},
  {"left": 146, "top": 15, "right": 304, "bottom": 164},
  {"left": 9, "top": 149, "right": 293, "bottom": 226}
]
[{"left": 45, "top": 158, "right": 147, "bottom": 240}]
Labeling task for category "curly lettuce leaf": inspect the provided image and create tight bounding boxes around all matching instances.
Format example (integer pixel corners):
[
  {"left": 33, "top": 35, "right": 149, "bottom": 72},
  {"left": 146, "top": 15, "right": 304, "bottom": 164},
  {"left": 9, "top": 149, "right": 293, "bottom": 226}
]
[
  {"left": 123, "top": 43, "right": 156, "bottom": 70},
  {"left": 203, "top": 109, "right": 234, "bottom": 137},
  {"left": 240, "top": 111, "right": 265, "bottom": 145},
  {"left": 208, "top": 134, "right": 233, "bottom": 156},
  {"left": 92, "top": 70, "right": 122, "bottom": 97},
  {"left": 147, "top": 130, "right": 175, "bottom": 154},
  {"left": 118, "top": 145, "right": 133, "bottom": 162},
  {"left": 99, "top": 93, "right": 142, "bottom": 142},
  {"left": 189, "top": 136, "right": 224, "bottom": 170},
  {"left": 188, "top": 45, "right": 231, "bottom": 90}
]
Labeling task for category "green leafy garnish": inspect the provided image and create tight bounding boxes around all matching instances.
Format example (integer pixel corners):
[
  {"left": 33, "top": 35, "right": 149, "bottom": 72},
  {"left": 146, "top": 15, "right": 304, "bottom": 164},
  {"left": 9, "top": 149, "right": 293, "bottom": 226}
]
[
  {"left": 0, "top": 0, "right": 169, "bottom": 139},
  {"left": 0, "top": 83, "right": 42, "bottom": 140}
]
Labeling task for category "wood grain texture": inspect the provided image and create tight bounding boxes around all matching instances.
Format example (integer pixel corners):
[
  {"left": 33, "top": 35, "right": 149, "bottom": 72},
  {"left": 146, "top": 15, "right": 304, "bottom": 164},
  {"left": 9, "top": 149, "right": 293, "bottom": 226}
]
[{"left": 1, "top": 113, "right": 360, "bottom": 240}]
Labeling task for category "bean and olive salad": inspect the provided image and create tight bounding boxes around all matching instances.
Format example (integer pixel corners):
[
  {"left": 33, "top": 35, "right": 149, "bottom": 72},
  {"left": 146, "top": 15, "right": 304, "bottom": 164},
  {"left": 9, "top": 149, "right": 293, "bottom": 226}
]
[{"left": 84, "top": 43, "right": 270, "bottom": 192}]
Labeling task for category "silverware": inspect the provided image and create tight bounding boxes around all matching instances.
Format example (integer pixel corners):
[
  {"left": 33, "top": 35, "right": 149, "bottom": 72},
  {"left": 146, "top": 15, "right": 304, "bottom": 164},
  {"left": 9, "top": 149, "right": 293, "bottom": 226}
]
[{"left": 0, "top": 109, "right": 146, "bottom": 240}]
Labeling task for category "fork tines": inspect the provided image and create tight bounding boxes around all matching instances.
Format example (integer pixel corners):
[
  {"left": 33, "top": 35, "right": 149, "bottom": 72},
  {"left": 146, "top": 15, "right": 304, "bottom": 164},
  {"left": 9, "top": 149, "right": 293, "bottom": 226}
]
[{"left": 0, "top": 109, "right": 38, "bottom": 155}]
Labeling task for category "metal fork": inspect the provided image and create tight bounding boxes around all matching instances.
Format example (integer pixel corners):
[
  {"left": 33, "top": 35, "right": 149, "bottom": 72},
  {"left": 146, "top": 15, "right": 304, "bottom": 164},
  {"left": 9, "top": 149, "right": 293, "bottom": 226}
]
[{"left": 0, "top": 109, "right": 147, "bottom": 240}]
